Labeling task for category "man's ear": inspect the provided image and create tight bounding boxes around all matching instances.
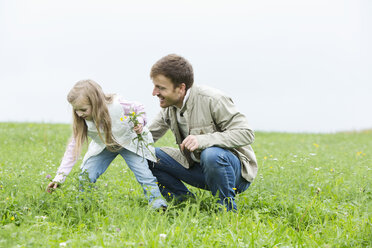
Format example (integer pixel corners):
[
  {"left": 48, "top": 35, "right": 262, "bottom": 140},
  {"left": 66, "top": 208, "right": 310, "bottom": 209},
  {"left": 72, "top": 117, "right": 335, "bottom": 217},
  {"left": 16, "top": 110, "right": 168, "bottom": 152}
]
[{"left": 180, "top": 83, "right": 186, "bottom": 93}]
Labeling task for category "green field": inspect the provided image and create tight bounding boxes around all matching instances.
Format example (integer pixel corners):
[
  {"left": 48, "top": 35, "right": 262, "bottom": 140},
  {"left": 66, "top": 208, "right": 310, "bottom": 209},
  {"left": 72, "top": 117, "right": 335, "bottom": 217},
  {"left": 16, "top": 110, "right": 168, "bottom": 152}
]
[{"left": 0, "top": 123, "right": 371, "bottom": 247}]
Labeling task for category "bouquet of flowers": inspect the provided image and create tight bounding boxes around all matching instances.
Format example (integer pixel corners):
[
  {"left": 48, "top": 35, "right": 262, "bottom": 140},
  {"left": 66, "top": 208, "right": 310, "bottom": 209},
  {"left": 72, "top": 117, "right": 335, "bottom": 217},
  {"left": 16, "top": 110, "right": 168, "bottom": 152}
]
[{"left": 121, "top": 110, "right": 155, "bottom": 160}]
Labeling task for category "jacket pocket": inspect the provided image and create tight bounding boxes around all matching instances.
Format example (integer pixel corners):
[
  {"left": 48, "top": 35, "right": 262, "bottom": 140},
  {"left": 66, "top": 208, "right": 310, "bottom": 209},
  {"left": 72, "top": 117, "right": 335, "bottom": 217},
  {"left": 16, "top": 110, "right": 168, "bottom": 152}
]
[{"left": 189, "top": 124, "right": 216, "bottom": 135}]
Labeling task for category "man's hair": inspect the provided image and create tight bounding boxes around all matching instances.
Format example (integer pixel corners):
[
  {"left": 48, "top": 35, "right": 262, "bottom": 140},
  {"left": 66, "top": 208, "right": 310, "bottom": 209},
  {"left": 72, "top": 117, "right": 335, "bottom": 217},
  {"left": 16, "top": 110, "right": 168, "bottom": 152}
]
[{"left": 150, "top": 54, "right": 194, "bottom": 90}]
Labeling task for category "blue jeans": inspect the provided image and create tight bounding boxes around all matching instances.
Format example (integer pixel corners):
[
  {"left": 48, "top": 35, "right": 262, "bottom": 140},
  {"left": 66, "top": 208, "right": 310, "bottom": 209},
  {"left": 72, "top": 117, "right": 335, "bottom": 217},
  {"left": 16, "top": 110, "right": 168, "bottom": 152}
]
[
  {"left": 149, "top": 147, "right": 251, "bottom": 211},
  {"left": 80, "top": 147, "right": 167, "bottom": 209}
]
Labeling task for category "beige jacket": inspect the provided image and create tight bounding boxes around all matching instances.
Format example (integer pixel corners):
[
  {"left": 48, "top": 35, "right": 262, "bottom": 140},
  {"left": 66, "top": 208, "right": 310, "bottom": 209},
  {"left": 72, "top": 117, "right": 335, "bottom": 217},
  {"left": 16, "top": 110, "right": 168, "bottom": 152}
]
[{"left": 149, "top": 85, "right": 258, "bottom": 182}]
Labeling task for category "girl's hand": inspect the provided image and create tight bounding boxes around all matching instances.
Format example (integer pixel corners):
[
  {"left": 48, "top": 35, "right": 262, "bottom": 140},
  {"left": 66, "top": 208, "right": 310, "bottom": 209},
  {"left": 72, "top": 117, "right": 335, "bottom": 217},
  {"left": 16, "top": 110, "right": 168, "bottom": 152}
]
[
  {"left": 133, "top": 124, "right": 143, "bottom": 134},
  {"left": 46, "top": 181, "right": 59, "bottom": 193}
]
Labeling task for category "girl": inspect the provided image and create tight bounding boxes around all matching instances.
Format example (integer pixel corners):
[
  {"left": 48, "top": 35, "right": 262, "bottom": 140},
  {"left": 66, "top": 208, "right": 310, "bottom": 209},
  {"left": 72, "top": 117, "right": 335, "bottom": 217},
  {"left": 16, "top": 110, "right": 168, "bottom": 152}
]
[{"left": 46, "top": 79, "right": 167, "bottom": 210}]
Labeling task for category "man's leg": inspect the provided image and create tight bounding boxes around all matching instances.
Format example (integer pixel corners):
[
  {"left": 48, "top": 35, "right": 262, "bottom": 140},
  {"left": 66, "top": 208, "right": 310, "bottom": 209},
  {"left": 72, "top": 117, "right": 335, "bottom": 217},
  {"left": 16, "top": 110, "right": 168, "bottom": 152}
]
[
  {"left": 149, "top": 148, "right": 207, "bottom": 201},
  {"left": 200, "top": 147, "right": 251, "bottom": 211}
]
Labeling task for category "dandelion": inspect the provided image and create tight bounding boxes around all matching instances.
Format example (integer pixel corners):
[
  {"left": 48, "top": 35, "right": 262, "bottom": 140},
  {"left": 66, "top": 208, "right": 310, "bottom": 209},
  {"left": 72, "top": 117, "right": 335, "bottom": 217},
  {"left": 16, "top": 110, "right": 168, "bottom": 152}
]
[
  {"left": 269, "top": 155, "right": 273, "bottom": 157},
  {"left": 313, "top": 143, "right": 319, "bottom": 148},
  {"left": 232, "top": 188, "right": 237, "bottom": 191},
  {"left": 270, "top": 166, "right": 273, "bottom": 169},
  {"left": 330, "top": 168, "right": 334, "bottom": 172},
  {"left": 168, "top": 192, "right": 171, "bottom": 196},
  {"left": 356, "top": 151, "right": 362, "bottom": 156},
  {"left": 11, "top": 216, "right": 15, "bottom": 221},
  {"left": 264, "top": 156, "right": 267, "bottom": 160}
]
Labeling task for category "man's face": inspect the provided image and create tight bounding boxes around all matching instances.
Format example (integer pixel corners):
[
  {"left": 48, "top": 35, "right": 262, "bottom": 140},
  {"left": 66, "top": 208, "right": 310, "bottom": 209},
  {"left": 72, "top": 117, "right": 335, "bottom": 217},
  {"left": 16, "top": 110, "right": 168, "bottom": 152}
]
[{"left": 152, "top": 74, "right": 185, "bottom": 108}]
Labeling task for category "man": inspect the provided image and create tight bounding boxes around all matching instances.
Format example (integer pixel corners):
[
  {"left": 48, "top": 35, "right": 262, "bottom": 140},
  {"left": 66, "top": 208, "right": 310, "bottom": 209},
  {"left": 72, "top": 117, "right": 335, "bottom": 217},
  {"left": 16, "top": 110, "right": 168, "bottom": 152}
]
[{"left": 148, "top": 54, "right": 257, "bottom": 211}]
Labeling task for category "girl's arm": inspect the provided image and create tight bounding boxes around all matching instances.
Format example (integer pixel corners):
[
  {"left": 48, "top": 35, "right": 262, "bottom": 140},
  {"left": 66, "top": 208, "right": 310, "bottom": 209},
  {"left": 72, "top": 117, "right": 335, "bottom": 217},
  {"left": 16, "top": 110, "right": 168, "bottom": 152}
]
[{"left": 52, "top": 138, "right": 78, "bottom": 183}]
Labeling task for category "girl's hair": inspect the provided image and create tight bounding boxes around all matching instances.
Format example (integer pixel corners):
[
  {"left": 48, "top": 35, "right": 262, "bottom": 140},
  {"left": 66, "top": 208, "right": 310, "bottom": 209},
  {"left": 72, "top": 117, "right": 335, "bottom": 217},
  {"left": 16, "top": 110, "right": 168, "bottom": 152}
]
[{"left": 67, "top": 79, "right": 120, "bottom": 158}]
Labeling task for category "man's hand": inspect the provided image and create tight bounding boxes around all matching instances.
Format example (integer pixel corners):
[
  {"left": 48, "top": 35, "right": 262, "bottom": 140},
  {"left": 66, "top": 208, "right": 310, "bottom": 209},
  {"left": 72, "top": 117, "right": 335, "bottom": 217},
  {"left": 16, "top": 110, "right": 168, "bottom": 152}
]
[
  {"left": 133, "top": 124, "right": 143, "bottom": 134},
  {"left": 46, "top": 182, "right": 59, "bottom": 193},
  {"left": 180, "top": 135, "right": 199, "bottom": 152}
]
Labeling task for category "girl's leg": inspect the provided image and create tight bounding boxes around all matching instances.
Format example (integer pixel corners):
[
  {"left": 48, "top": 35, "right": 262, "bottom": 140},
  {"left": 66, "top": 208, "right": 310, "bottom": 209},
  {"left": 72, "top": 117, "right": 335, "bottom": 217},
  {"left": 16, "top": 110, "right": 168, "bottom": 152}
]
[
  {"left": 80, "top": 148, "right": 118, "bottom": 184},
  {"left": 119, "top": 149, "right": 167, "bottom": 209}
]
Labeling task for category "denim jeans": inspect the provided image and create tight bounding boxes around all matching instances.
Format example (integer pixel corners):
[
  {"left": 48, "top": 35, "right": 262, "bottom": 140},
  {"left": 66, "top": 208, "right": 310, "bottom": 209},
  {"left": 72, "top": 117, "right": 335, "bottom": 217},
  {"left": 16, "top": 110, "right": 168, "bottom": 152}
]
[
  {"left": 80, "top": 147, "right": 167, "bottom": 209},
  {"left": 149, "top": 147, "right": 251, "bottom": 211}
]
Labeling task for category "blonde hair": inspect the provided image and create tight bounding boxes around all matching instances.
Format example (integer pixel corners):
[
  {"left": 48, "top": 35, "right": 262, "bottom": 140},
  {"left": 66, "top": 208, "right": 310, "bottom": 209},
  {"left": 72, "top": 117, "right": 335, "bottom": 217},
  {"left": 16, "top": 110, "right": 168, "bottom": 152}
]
[{"left": 67, "top": 79, "right": 120, "bottom": 158}]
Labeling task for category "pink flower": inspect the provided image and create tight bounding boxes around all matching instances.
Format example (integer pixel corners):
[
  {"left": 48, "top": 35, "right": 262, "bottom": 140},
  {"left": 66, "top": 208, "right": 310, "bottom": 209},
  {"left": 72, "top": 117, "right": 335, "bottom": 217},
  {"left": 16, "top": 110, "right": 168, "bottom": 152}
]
[{"left": 46, "top": 174, "right": 51, "bottom": 179}]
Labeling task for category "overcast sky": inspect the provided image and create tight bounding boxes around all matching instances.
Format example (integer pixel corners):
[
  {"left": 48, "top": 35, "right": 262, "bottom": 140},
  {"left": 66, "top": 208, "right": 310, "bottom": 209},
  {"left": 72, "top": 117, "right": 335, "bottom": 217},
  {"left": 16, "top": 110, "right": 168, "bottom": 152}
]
[{"left": 0, "top": 0, "right": 371, "bottom": 132}]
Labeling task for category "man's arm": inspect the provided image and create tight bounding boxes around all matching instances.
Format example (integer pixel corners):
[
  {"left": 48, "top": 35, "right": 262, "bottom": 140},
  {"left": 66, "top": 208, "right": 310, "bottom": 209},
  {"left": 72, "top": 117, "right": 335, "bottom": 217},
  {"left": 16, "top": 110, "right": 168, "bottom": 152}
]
[
  {"left": 149, "top": 111, "right": 170, "bottom": 143},
  {"left": 195, "top": 95, "right": 254, "bottom": 150}
]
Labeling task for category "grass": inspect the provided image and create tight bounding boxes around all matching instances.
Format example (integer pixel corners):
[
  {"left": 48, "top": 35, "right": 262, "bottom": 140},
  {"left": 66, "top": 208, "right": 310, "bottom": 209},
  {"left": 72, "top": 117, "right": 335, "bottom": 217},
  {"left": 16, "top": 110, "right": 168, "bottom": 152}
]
[{"left": 0, "top": 122, "right": 371, "bottom": 247}]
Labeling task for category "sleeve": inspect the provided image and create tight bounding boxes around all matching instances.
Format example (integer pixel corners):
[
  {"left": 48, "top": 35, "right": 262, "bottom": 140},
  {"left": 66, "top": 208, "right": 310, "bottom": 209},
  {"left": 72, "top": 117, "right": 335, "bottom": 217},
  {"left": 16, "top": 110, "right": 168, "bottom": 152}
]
[
  {"left": 119, "top": 97, "right": 147, "bottom": 126},
  {"left": 195, "top": 95, "right": 255, "bottom": 150},
  {"left": 52, "top": 138, "right": 78, "bottom": 183},
  {"left": 149, "top": 111, "right": 170, "bottom": 143}
]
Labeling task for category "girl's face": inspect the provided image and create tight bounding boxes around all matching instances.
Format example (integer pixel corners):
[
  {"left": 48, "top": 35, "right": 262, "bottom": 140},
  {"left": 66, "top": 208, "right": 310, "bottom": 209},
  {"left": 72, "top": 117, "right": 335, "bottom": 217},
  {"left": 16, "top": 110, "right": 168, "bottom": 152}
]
[{"left": 72, "top": 98, "right": 93, "bottom": 121}]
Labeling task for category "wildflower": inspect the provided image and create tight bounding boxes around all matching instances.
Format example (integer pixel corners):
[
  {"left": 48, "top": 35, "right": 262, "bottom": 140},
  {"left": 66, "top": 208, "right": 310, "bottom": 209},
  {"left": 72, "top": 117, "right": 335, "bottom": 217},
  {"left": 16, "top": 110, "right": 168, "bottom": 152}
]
[
  {"left": 270, "top": 166, "right": 273, "bottom": 169},
  {"left": 45, "top": 174, "right": 51, "bottom": 179},
  {"left": 314, "top": 167, "right": 320, "bottom": 171},
  {"left": 116, "top": 228, "right": 121, "bottom": 232},
  {"left": 168, "top": 192, "right": 171, "bottom": 196},
  {"left": 269, "top": 155, "right": 273, "bottom": 157},
  {"left": 309, "top": 153, "right": 316, "bottom": 156},
  {"left": 316, "top": 188, "right": 321, "bottom": 193},
  {"left": 122, "top": 110, "right": 155, "bottom": 160},
  {"left": 313, "top": 143, "right": 319, "bottom": 148},
  {"left": 35, "top": 216, "right": 47, "bottom": 220},
  {"left": 159, "top": 234, "right": 167, "bottom": 239},
  {"left": 264, "top": 156, "right": 267, "bottom": 160},
  {"left": 356, "top": 151, "right": 362, "bottom": 156},
  {"left": 232, "top": 188, "right": 237, "bottom": 191},
  {"left": 0, "top": 185, "right": 2, "bottom": 189},
  {"left": 330, "top": 168, "right": 334, "bottom": 172},
  {"left": 59, "top": 242, "right": 67, "bottom": 247},
  {"left": 11, "top": 216, "right": 15, "bottom": 221}
]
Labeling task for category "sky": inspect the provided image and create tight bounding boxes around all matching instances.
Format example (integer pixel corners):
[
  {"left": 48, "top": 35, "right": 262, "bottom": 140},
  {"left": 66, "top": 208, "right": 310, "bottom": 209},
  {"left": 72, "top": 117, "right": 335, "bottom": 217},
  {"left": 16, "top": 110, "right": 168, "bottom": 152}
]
[{"left": 0, "top": 0, "right": 371, "bottom": 133}]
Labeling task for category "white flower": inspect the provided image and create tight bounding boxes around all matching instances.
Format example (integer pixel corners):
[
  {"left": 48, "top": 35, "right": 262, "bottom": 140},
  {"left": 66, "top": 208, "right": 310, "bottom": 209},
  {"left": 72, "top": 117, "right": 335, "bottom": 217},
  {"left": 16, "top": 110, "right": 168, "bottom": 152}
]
[
  {"left": 314, "top": 167, "right": 321, "bottom": 171},
  {"left": 309, "top": 153, "right": 317, "bottom": 156},
  {"left": 159, "top": 234, "right": 167, "bottom": 239},
  {"left": 59, "top": 242, "right": 67, "bottom": 247}
]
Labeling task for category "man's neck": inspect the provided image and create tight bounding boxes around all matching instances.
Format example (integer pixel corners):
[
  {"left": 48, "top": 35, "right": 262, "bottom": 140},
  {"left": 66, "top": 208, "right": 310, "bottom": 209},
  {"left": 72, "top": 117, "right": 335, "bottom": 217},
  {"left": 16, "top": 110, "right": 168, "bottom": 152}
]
[{"left": 175, "top": 89, "right": 190, "bottom": 109}]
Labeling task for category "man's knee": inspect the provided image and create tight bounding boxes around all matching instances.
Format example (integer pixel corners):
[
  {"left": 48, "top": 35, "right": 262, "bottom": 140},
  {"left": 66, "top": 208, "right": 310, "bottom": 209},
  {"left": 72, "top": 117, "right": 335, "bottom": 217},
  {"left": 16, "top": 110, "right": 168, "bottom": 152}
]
[{"left": 200, "top": 147, "right": 226, "bottom": 166}]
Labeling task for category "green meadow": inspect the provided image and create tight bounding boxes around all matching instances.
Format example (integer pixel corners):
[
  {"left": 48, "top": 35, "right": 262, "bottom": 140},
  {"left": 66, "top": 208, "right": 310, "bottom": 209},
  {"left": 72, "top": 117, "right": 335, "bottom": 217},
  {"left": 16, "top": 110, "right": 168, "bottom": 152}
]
[{"left": 0, "top": 123, "right": 371, "bottom": 247}]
